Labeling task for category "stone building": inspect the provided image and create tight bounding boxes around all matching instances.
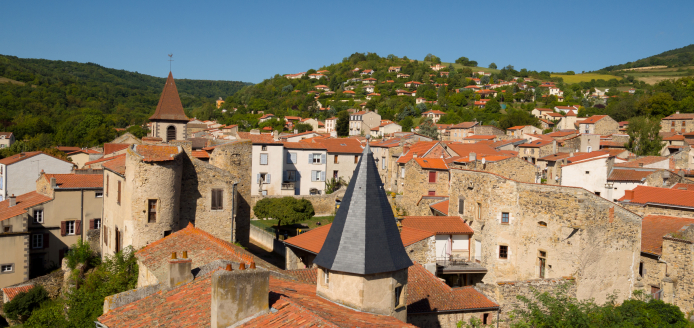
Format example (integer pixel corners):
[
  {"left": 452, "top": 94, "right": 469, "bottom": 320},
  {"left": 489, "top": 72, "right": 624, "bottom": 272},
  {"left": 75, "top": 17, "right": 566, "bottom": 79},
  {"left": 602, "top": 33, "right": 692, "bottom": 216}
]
[
  {"left": 451, "top": 153, "right": 538, "bottom": 184},
  {"left": 578, "top": 115, "right": 619, "bottom": 135},
  {"left": 619, "top": 185, "right": 694, "bottom": 218},
  {"left": 447, "top": 122, "right": 478, "bottom": 142},
  {"left": 661, "top": 112, "right": 694, "bottom": 134},
  {"left": 517, "top": 139, "right": 556, "bottom": 164},
  {"left": 638, "top": 214, "right": 694, "bottom": 314},
  {"left": 148, "top": 72, "right": 189, "bottom": 141},
  {"left": 401, "top": 158, "right": 451, "bottom": 216},
  {"left": 349, "top": 110, "right": 381, "bottom": 136},
  {"left": 0, "top": 172, "right": 103, "bottom": 289},
  {"left": 447, "top": 169, "right": 642, "bottom": 306}
]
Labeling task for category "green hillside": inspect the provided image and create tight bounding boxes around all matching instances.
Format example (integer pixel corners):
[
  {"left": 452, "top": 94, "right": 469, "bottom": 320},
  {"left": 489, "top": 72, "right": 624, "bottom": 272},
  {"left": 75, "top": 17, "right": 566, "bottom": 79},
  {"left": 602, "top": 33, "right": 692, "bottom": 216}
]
[
  {"left": 600, "top": 44, "right": 694, "bottom": 71},
  {"left": 0, "top": 54, "right": 250, "bottom": 149}
]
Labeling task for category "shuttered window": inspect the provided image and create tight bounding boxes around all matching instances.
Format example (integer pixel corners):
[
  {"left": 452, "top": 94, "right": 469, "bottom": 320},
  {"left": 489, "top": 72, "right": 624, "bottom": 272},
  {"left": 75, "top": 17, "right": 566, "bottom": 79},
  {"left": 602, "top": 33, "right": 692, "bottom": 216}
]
[
  {"left": 458, "top": 199, "right": 464, "bottom": 214},
  {"left": 429, "top": 171, "right": 436, "bottom": 183},
  {"left": 260, "top": 153, "right": 268, "bottom": 165},
  {"left": 117, "top": 181, "right": 121, "bottom": 205},
  {"left": 211, "top": 189, "right": 223, "bottom": 210}
]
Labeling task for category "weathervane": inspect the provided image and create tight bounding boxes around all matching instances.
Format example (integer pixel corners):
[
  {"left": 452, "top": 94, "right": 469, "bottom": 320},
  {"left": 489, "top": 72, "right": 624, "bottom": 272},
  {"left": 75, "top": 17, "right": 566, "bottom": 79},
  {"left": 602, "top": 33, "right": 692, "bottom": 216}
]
[{"left": 168, "top": 54, "right": 173, "bottom": 71}]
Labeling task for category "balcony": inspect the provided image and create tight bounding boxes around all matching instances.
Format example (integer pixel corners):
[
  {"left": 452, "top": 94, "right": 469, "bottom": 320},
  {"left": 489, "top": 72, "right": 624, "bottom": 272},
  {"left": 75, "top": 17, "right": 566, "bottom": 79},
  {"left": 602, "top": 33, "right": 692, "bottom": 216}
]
[
  {"left": 436, "top": 255, "right": 487, "bottom": 274},
  {"left": 281, "top": 182, "right": 295, "bottom": 190}
]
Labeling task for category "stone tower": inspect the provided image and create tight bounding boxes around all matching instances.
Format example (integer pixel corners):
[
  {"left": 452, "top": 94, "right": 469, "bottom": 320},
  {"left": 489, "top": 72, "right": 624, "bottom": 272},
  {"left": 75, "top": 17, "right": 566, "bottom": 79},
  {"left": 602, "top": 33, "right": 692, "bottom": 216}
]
[
  {"left": 313, "top": 137, "right": 413, "bottom": 322},
  {"left": 149, "top": 72, "right": 189, "bottom": 141}
]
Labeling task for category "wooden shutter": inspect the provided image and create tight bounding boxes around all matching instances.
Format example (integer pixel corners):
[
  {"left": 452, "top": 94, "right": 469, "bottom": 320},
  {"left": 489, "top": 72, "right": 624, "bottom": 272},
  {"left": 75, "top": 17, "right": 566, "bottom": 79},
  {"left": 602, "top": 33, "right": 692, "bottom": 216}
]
[
  {"left": 60, "top": 221, "right": 67, "bottom": 236},
  {"left": 43, "top": 233, "right": 49, "bottom": 249},
  {"left": 429, "top": 171, "right": 437, "bottom": 183},
  {"left": 321, "top": 171, "right": 325, "bottom": 181},
  {"left": 211, "top": 190, "right": 218, "bottom": 210},
  {"left": 309, "top": 154, "right": 313, "bottom": 164},
  {"left": 355, "top": 155, "right": 358, "bottom": 164},
  {"left": 89, "top": 219, "right": 95, "bottom": 230},
  {"left": 117, "top": 181, "right": 121, "bottom": 204},
  {"left": 75, "top": 220, "right": 82, "bottom": 235}
]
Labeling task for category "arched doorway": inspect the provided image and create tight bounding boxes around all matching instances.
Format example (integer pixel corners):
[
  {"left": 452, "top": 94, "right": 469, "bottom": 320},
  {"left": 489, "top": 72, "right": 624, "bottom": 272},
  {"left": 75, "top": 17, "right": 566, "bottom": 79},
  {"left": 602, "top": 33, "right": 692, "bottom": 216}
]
[{"left": 166, "top": 126, "right": 176, "bottom": 141}]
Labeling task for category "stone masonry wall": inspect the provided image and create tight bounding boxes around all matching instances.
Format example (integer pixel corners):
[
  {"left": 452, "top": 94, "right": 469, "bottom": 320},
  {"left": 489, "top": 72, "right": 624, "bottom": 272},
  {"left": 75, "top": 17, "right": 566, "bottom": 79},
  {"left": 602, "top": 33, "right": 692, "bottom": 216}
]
[
  {"left": 621, "top": 203, "right": 694, "bottom": 219},
  {"left": 454, "top": 157, "right": 537, "bottom": 184},
  {"left": 594, "top": 117, "right": 619, "bottom": 135},
  {"left": 404, "top": 236, "right": 435, "bottom": 264},
  {"left": 408, "top": 311, "right": 496, "bottom": 328},
  {"left": 447, "top": 169, "right": 641, "bottom": 305},
  {"left": 661, "top": 234, "right": 694, "bottom": 314},
  {"left": 400, "top": 160, "right": 450, "bottom": 216}
]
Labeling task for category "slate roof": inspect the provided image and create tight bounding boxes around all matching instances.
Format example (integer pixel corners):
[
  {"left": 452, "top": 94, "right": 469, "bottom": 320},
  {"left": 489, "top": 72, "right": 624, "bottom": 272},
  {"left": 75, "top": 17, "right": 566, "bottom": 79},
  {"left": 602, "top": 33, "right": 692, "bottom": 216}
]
[
  {"left": 149, "top": 72, "right": 190, "bottom": 121},
  {"left": 0, "top": 191, "right": 53, "bottom": 222},
  {"left": 641, "top": 215, "right": 694, "bottom": 255},
  {"left": 1, "top": 284, "right": 34, "bottom": 302},
  {"left": 43, "top": 174, "right": 103, "bottom": 189},
  {"left": 401, "top": 216, "right": 473, "bottom": 235},
  {"left": 312, "top": 140, "right": 413, "bottom": 274},
  {"left": 620, "top": 186, "right": 694, "bottom": 208}
]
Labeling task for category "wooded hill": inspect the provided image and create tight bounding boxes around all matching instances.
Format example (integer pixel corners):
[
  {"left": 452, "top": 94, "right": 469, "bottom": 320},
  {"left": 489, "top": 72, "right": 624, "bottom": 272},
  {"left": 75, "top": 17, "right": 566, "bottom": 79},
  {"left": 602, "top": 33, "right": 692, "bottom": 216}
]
[
  {"left": 0, "top": 54, "right": 250, "bottom": 148},
  {"left": 600, "top": 44, "right": 694, "bottom": 71}
]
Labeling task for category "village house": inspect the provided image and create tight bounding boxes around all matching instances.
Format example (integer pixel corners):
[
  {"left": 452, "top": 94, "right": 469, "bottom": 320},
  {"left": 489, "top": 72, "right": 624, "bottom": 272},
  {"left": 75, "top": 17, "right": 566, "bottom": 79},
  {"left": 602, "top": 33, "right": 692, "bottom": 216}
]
[
  {"left": 388, "top": 66, "right": 401, "bottom": 73},
  {"left": 578, "top": 115, "right": 619, "bottom": 135},
  {"left": 325, "top": 117, "right": 336, "bottom": 134},
  {"left": 397, "top": 73, "right": 410, "bottom": 79},
  {"left": 284, "top": 72, "right": 306, "bottom": 79},
  {"left": 303, "top": 137, "right": 362, "bottom": 183},
  {"left": 0, "top": 172, "right": 103, "bottom": 289},
  {"left": 619, "top": 186, "right": 694, "bottom": 219},
  {"left": 362, "top": 84, "right": 375, "bottom": 93},
  {"left": 538, "top": 118, "right": 555, "bottom": 131},
  {"left": 258, "top": 113, "right": 275, "bottom": 123},
  {"left": 308, "top": 73, "right": 326, "bottom": 79},
  {"left": 148, "top": 72, "right": 190, "bottom": 141},
  {"left": 314, "top": 84, "right": 330, "bottom": 91},
  {"left": 349, "top": 110, "right": 381, "bottom": 136},
  {"left": 517, "top": 139, "right": 556, "bottom": 164},
  {"left": 421, "top": 110, "right": 446, "bottom": 123},
  {"left": 557, "top": 110, "right": 578, "bottom": 130},
  {"left": 67, "top": 149, "right": 103, "bottom": 168},
  {"left": 661, "top": 112, "right": 694, "bottom": 134},
  {"left": 281, "top": 142, "right": 327, "bottom": 195},
  {"left": 371, "top": 121, "right": 402, "bottom": 138},
  {"left": 0, "top": 152, "right": 75, "bottom": 202},
  {"left": 447, "top": 122, "right": 479, "bottom": 142},
  {"left": 0, "top": 132, "right": 15, "bottom": 149},
  {"left": 506, "top": 125, "right": 541, "bottom": 138},
  {"left": 362, "top": 77, "right": 377, "bottom": 84},
  {"left": 430, "top": 64, "right": 446, "bottom": 71},
  {"left": 531, "top": 108, "right": 553, "bottom": 118}
]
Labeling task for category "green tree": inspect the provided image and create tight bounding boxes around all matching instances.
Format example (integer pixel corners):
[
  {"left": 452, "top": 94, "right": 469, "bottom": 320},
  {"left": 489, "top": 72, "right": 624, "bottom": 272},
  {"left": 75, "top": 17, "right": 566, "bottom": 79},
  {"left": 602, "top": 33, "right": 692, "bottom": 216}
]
[
  {"left": 336, "top": 110, "right": 350, "bottom": 137},
  {"left": 485, "top": 98, "right": 501, "bottom": 114},
  {"left": 625, "top": 116, "right": 663, "bottom": 156},
  {"left": 488, "top": 63, "right": 497, "bottom": 69},
  {"left": 293, "top": 122, "right": 313, "bottom": 133},
  {"left": 3, "top": 285, "right": 49, "bottom": 323},
  {"left": 418, "top": 117, "right": 439, "bottom": 140},
  {"left": 499, "top": 108, "right": 540, "bottom": 130},
  {"left": 400, "top": 116, "right": 414, "bottom": 132},
  {"left": 253, "top": 197, "right": 315, "bottom": 228}
]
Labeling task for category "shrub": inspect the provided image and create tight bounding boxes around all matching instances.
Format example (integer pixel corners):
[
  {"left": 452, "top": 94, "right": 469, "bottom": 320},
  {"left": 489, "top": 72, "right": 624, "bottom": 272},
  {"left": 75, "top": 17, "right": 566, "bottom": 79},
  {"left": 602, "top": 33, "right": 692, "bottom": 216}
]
[
  {"left": 3, "top": 285, "right": 49, "bottom": 322},
  {"left": 65, "top": 238, "right": 101, "bottom": 270},
  {"left": 254, "top": 197, "right": 315, "bottom": 227}
]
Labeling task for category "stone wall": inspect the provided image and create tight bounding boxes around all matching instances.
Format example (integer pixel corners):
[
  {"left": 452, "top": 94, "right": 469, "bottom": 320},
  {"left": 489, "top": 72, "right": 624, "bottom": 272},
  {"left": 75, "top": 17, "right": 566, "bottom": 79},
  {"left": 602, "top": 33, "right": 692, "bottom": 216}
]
[
  {"left": 668, "top": 147, "right": 692, "bottom": 170},
  {"left": 452, "top": 157, "right": 537, "bottom": 184},
  {"left": 285, "top": 245, "right": 317, "bottom": 270},
  {"left": 249, "top": 225, "right": 285, "bottom": 257},
  {"left": 87, "top": 228, "right": 101, "bottom": 256},
  {"left": 594, "top": 116, "right": 619, "bottom": 135},
  {"left": 408, "top": 311, "right": 497, "bottom": 328},
  {"left": 660, "top": 235, "right": 694, "bottom": 313},
  {"left": 404, "top": 236, "right": 435, "bottom": 264},
  {"left": 476, "top": 278, "right": 577, "bottom": 321},
  {"left": 558, "top": 136, "right": 581, "bottom": 153},
  {"left": 447, "top": 169, "right": 641, "bottom": 305},
  {"left": 474, "top": 125, "right": 505, "bottom": 136},
  {"left": 400, "top": 160, "right": 450, "bottom": 216},
  {"left": 621, "top": 203, "right": 694, "bottom": 219}
]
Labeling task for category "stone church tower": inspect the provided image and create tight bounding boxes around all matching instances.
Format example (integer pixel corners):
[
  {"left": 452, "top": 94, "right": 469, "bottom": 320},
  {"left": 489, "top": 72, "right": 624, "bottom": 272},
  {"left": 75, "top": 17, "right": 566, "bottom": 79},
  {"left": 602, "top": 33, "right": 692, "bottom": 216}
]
[
  {"left": 313, "top": 137, "right": 413, "bottom": 322},
  {"left": 149, "top": 72, "right": 189, "bottom": 141}
]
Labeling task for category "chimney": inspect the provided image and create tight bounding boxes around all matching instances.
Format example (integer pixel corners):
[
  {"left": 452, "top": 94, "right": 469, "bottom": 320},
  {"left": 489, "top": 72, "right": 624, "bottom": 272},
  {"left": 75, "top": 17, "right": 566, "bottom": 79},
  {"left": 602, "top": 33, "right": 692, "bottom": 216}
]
[
  {"left": 676, "top": 111, "right": 680, "bottom": 114},
  {"left": 469, "top": 152, "right": 477, "bottom": 162},
  {"left": 294, "top": 129, "right": 298, "bottom": 134},
  {"left": 250, "top": 129, "right": 260, "bottom": 135},
  {"left": 167, "top": 252, "right": 193, "bottom": 288},
  {"left": 50, "top": 177, "right": 57, "bottom": 189},
  {"left": 552, "top": 140, "right": 557, "bottom": 154},
  {"left": 211, "top": 264, "right": 269, "bottom": 328},
  {"left": 272, "top": 130, "right": 279, "bottom": 142},
  {"left": 8, "top": 194, "right": 16, "bottom": 207},
  {"left": 623, "top": 190, "right": 634, "bottom": 201}
]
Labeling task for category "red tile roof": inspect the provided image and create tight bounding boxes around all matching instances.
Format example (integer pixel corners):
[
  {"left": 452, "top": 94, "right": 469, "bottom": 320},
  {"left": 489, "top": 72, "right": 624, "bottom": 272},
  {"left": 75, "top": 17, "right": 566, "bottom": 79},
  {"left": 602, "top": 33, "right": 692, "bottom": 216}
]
[
  {"left": 396, "top": 141, "right": 439, "bottom": 164},
  {"left": 518, "top": 140, "right": 552, "bottom": 148},
  {"left": 663, "top": 113, "right": 694, "bottom": 120},
  {"left": 534, "top": 108, "right": 553, "bottom": 112},
  {"left": 103, "top": 143, "right": 130, "bottom": 155},
  {"left": 0, "top": 151, "right": 68, "bottom": 166},
  {"left": 641, "top": 215, "right": 694, "bottom": 255},
  {"left": 43, "top": 173, "right": 102, "bottom": 189},
  {"left": 85, "top": 153, "right": 125, "bottom": 166},
  {"left": 600, "top": 141, "right": 626, "bottom": 147},
  {"left": 133, "top": 145, "right": 180, "bottom": 162},
  {"left": 566, "top": 151, "right": 608, "bottom": 163},
  {"left": 672, "top": 183, "right": 694, "bottom": 191},
  {"left": 579, "top": 115, "right": 608, "bottom": 124},
  {"left": 430, "top": 199, "right": 449, "bottom": 215},
  {"left": 102, "top": 155, "right": 126, "bottom": 175},
  {"left": 149, "top": 72, "right": 189, "bottom": 121},
  {"left": 607, "top": 169, "right": 654, "bottom": 182},
  {"left": 663, "top": 135, "right": 686, "bottom": 141},
  {"left": 450, "top": 122, "right": 478, "bottom": 129},
  {"left": 423, "top": 110, "right": 446, "bottom": 115},
  {"left": 465, "top": 135, "right": 496, "bottom": 140},
  {"left": 401, "top": 216, "right": 473, "bottom": 235},
  {"left": 304, "top": 138, "right": 363, "bottom": 154},
  {"left": 545, "top": 130, "right": 577, "bottom": 138},
  {"left": 414, "top": 158, "right": 448, "bottom": 170},
  {"left": 614, "top": 156, "right": 669, "bottom": 168},
  {"left": 2, "top": 284, "right": 34, "bottom": 302},
  {"left": 282, "top": 142, "right": 326, "bottom": 150},
  {"left": 445, "top": 143, "right": 501, "bottom": 158},
  {"left": 237, "top": 132, "right": 281, "bottom": 144},
  {"left": 620, "top": 186, "right": 694, "bottom": 208},
  {"left": 67, "top": 148, "right": 102, "bottom": 155},
  {"left": 55, "top": 146, "right": 82, "bottom": 153},
  {"left": 0, "top": 191, "right": 53, "bottom": 222},
  {"left": 191, "top": 150, "right": 210, "bottom": 159},
  {"left": 538, "top": 152, "right": 572, "bottom": 161}
]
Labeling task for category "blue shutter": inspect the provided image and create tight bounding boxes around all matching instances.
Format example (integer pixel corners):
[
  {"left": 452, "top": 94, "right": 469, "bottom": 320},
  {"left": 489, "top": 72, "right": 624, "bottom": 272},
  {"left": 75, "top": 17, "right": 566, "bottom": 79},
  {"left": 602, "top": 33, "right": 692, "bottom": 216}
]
[
  {"left": 256, "top": 174, "right": 260, "bottom": 184},
  {"left": 309, "top": 154, "right": 313, "bottom": 164},
  {"left": 266, "top": 174, "right": 271, "bottom": 184},
  {"left": 321, "top": 171, "right": 326, "bottom": 181},
  {"left": 321, "top": 153, "right": 326, "bottom": 164},
  {"left": 292, "top": 153, "right": 297, "bottom": 164}
]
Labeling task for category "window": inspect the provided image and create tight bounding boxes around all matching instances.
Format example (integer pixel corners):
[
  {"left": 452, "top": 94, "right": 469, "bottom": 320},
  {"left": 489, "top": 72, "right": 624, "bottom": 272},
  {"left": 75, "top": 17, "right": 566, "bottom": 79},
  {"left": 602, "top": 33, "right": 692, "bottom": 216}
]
[
  {"left": 166, "top": 126, "right": 176, "bottom": 141},
  {"left": 32, "top": 234, "right": 43, "bottom": 249},
  {"left": 93, "top": 219, "right": 101, "bottom": 230},
  {"left": 117, "top": 181, "right": 121, "bottom": 205},
  {"left": 334, "top": 155, "right": 339, "bottom": 164},
  {"left": 148, "top": 200, "right": 157, "bottom": 223},
  {"left": 1, "top": 264, "right": 13, "bottom": 273},
  {"left": 261, "top": 145, "right": 267, "bottom": 151},
  {"left": 66, "top": 221, "right": 76, "bottom": 235},
  {"left": 585, "top": 171, "right": 590, "bottom": 174},
  {"left": 286, "top": 170, "right": 297, "bottom": 182},
  {"left": 499, "top": 245, "right": 508, "bottom": 259},
  {"left": 211, "top": 189, "right": 224, "bottom": 210},
  {"left": 639, "top": 262, "right": 644, "bottom": 277},
  {"left": 595, "top": 192, "right": 601, "bottom": 196},
  {"left": 483, "top": 314, "right": 489, "bottom": 325},
  {"left": 672, "top": 121, "right": 675, "bottom": 127},
  {"left": 94, "top": 191, "right": 103, "bottom": 198},
  {"left": 394, "top": 286, "right": 404, "bottom": 307},
  {"left": 354, "top": 155, "right": 359, "bottom": 164},
  {"left": 501, "top": 212, "right": 509, "bottom": 224},
  {"left": 477, "top": 202, "right": 482, "bottom": 220},
  {"left": 458, "top": 199, "right": 464, "bottom": 214},
  {"left": 429, "top": 171, "right": 437, "bottom": 183},
  {"left": 260, "top": 153, "right": 268, "bottom": 165},
  {"left": 538, "top": 221, "right": 547, "bottom": 227},
  {"left": 33, "top": 210, "right": 44, "bottom": 224},
  {"left": 401, "top": 168, "right": 406, "bottom": 178},
  {"left": 312, "top": 153, "right": 323, "bottom": 164},
  {"left": 324, "top": 269, "right": 329, "bottom": 285},
  {"left": 287, "top": 152, "right": 297, "bottom": 164},
  {"left": 428, "top": 190, "right": 435, "bottom": 196},
  {"left": 2, "top": 226, "right": 10, "bottom": 233},
  {"left": 382, "top": 157, "right": 386, "bottom": 170},
  {"left": 312, "top": 171, "right": 325, "bottom": 182},
  {"left": 333, "top": 171, "right": 338, "bottom": 179},
  {"left": 258, "top": 173, "right": 270, "bottom": 184}
]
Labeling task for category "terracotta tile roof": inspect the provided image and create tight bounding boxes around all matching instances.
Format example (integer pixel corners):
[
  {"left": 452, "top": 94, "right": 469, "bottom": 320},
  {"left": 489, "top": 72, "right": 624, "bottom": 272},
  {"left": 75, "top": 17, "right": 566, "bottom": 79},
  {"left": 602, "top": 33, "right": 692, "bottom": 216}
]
[
  {"left": 423, "top": 110, "right": 446, "bottom": 115},
  {"left": 401, "top": 216, "right": 473, "bottom": 235},
  {"left": 641, "top": 215, "right": 694, "bottom": 255},
  {"left": 43, "top": 173, "right": 102, "bottom": 189},
  {"left": 579, "top": 115, "right": 608, "bottom": 124},
  {"left": 450, "top": 122, "right": 478, "bottom": 129},
  {"left": 465, "top": 135, "right": 496, "bottom": 140},
  {"left": 136, "top": 223, "right": 278, "bottom": 284},
  {"left": 663, "top": 113, "right": 694, "bottom": 120},
  {"left": 539, "top": 118, "right": 555, "bottom": 125},
  {"left": 430, "top": 199, "right": 449, "bottom": 215},
  {"left": 191, "top": 150, "right": 210, "bottom": 159},
  {"left": 614, "top": 156, "right": 668, "bottom": 168},
  {"left": 672, "top": 183, "right": 694, "bottom": 191},
  {"left": 414, "top": 158, "right": 448, "bottom": 170},
  {"left": 149, "top": 72, "right": 189, "bottom": 121},
  {"left": 55, "top": 146, "right": 82, "bottom": 153},
  {"left": 282, "top": 142, "right": 326, "bottom": 150},
  {"left": 85, "top": 153, "right": 125, "bottom": 166},
  {"left": 0, "top": 191, "right": 53, "bottom": 222},
  {"left": 538, "top": 152, "right": 572, "bottom": 161},
  {"left": 506, "top": 125, "right": 530, "bottom": 130},
  {"left": 663, "top": 135, "right": 686, "bottom": 141},
  {"left": 518, "top": 139, "right": 552, "bottom": 148},
  {"left": 604, "top": 149, "right": 630, "bottom": 157},
  {"left": 545, "top": 113, "right": 564, "bottom": 118},
  {"left": 2, "top": 284, "right": 34, "bottom": 302},
  {"left": 305, "top": 138, "right": 363, "bottom": 154},
  {"left": 607, "top": 169, "right": 655, "bottom": 182},
  {"left": 0, "top": 151, "right": 44, "bottom": 165},
  {"left": 103, "top": 143, "right": 130, "bottom": 155},
  {"left": 285, "top": 268, "right": 318, "bottom": 284},
  {"left": 620, "top": 186, "right": 694, "bottom": 208},
  {"left": 545, "top": 130, "right": 576, "bottom": 138},
  {"left": 396, "top": 141, "right": 439, "bottom": 164},
  {"left": 566, "top": 151, "right": 608, "bottom": 163},
  {"left": 446, "top": 143, "right": 501, "bottom": 158},
  {"left": 600, "top": 141, "right": 626, "bottom": 147},
  {"left": 0, "top": 132, "right": 13, "bottom": 138},
  {"left": 67, "top": 148, "right": 102, "bottom": 155},
  {"left": 102, "top": 155, "right": 126, "bottom": 175},
  {"left": 133, "top": 145, "right": 180, "bottom": 162},
  {"left": 407, "top": 262, "right": 498, "bottom": 313},
  {"left": 237, "top": 132, "right": 281, "bottom": 144}
]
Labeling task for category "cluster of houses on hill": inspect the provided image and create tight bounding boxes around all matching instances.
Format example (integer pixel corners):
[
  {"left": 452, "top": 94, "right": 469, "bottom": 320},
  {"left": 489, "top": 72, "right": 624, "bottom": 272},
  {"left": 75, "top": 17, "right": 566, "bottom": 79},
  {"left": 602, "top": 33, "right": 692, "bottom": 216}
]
[{"left": 2, "top": 71, "right": 694, "bottom": 327}]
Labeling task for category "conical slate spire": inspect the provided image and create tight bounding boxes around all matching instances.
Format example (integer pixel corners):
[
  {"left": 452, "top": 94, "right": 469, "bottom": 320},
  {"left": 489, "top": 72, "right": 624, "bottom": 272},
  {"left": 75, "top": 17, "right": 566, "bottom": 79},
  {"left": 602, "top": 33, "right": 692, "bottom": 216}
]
[
  {"left": 313, "top": 137, "right": 413, "bottom": 275},
  {"left": 149, "top": 72, "right": 189, "bottom": 121}
]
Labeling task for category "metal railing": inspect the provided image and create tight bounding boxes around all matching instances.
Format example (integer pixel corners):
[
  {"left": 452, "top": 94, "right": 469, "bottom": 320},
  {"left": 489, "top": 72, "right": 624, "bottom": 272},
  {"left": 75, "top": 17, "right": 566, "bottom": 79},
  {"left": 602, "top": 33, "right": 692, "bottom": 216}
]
[
  {"left": 436, "top": 255, "right": 482, "bottom": 267},
  {"left": 281, "top": 182, "right": 295, "bottom": 190}
]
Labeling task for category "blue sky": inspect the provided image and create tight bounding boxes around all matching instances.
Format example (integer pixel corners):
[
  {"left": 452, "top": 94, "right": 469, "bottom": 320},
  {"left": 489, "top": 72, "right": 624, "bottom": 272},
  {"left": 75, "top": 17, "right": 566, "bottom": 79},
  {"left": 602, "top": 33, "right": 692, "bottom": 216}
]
[{"left": 1, "top": 0, "right": 693, "bottom": 83}]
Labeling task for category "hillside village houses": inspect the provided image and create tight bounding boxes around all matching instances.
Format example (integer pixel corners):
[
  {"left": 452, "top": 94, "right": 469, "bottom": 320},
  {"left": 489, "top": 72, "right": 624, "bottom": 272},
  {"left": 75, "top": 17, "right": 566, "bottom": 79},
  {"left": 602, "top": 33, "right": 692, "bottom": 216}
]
[
  {"left": 0, "top": 152, "right": 75, "bottom": 202},
  {"left": 0, "top": 132, "right": 15, "bottom": 149}
]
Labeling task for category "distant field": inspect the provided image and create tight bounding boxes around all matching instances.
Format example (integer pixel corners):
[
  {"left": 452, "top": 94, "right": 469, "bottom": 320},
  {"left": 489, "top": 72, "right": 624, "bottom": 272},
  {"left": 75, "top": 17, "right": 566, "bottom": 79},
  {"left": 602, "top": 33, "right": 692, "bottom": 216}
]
[
  {"left": 433, "top": 61, "right": 501, "bottom": 74},
  {"left": 619, "top": 66, "right": 693, "bottom": 84},
  {"left": 0, "top": 76, "right": 25, "bottom": 85},
  {"left": 551, "top": 73, "right": 622, "bottom": 84}
]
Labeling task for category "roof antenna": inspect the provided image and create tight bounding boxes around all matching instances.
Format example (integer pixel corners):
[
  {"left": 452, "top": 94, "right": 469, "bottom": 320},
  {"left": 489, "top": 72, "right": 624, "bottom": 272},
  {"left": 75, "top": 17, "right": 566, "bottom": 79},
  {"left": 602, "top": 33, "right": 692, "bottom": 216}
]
[{"left": 168, "top": 54, "right": 173, "bottom": 72}]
